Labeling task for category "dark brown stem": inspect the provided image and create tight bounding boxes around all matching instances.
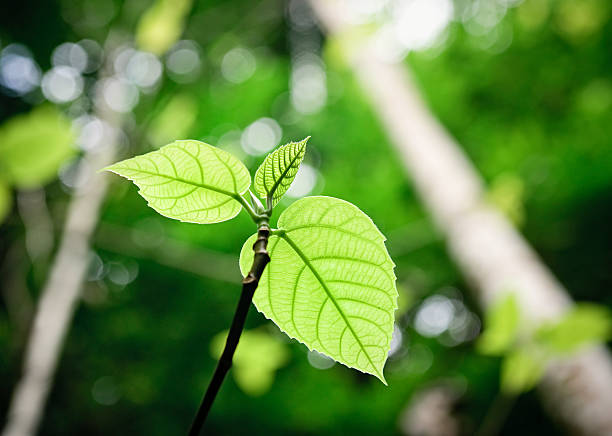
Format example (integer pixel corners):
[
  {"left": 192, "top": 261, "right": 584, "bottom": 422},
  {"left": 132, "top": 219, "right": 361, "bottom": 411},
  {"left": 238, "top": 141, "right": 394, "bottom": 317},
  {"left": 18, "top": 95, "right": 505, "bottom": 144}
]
[{"left": 187, "top": 223, "right": 271, "bottom": 436}]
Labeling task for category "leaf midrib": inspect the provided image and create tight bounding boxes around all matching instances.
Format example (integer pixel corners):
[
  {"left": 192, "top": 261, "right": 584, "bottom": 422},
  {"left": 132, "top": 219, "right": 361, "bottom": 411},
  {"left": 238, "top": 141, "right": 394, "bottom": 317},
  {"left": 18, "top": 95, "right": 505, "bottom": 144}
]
[
  {"left": 278, "top": 232, "right": 384, "bottom": 381},
  {"left": 112, "top": 167, "right": 240, "bottom": 199},
  {"left": 265, "top": 143, "right": 305, "bottom": 200}
]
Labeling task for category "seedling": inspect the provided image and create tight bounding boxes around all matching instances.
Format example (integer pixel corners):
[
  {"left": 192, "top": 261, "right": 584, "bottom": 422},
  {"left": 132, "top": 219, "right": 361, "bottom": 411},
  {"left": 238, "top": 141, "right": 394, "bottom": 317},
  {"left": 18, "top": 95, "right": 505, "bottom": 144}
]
[{"left": 105, "top": 137, "right": 398, "bottom": 434}]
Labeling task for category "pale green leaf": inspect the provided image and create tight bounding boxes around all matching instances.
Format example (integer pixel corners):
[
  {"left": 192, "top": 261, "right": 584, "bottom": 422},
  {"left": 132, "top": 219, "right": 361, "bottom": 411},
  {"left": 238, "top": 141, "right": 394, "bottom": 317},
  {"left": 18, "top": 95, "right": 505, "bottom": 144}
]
[
  {"left": 477, "top": 293, "right": 520, "bottom": 356},
  {"left": 254, "top": 137, "right": 309, "bottom": 207},
  {"left": 211, "top": 329, "right": 289, "bottom": 396},
  {"left": 535, "top": 303, "right": 612, "bottom": 354},
  {"left": 501, "top": 349, "right": 544, "bottom": 394},
  {"left": 105, "top": 140, "right": 250, "bottom": 224},
  {"left": 0, "top": 180, "right": 12, "bottom": 224},
  {"left": 0, "top": 105, "right": 75, "bottom": 189},
  {"left": 240, "top": 196, "right": 397, "bottom": 383}
]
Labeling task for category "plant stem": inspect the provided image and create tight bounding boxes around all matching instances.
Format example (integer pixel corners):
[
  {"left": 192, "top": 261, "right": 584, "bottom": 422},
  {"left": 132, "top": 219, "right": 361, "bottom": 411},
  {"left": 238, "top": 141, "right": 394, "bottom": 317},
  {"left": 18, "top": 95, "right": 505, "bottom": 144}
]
[
  {"left": 236, "top": 194, "right": 261, "bottom": 222},
  {"left": 187, "top": 223, "right": 271, "bottom": 436}
]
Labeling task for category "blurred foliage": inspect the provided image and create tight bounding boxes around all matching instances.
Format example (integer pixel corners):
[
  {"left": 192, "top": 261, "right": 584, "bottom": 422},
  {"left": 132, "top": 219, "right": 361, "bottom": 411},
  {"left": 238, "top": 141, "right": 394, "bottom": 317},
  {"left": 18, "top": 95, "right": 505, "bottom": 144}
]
[
  {"left": 409, "top": 0, "right": 612, "bottom": 308},
  {"left": 148, "top": 93, "right": 198, "bottom": 147},
  {"left": 536, "top": 304, "right": 612, "bottom": 354},
  {"left": 211, "top": 329, "right": 290, "bottom": 397},
  {"left": 486, "top": 173, "right": 525, "bottom": 226},
  {"left": 477, "top": 294, "right": 520, "bottom": 356},
  {"left": 0, "top": 0, "right": 611, "bottom": 435},
  {"left": 478, "top": 296, "right": 612, "bottom": 394},
  {"left": 500, "top": 348, "right": 543, "bottom": 395},
  {"left": 0, "top": 105, "right": 74, "bottom": 189},
  {"left": 136, "top": 0, "right": 193, "bottom": 55},
  {"left": 0, "top": 180, "right": 10, "bottom": 223}
]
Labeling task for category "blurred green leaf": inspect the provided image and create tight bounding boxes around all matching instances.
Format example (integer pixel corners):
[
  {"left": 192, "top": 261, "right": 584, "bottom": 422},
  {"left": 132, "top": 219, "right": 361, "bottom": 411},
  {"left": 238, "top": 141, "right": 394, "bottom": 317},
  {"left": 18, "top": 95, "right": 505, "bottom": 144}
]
[
  {"left": 148, "top": 94, "right": 198, "bottom": 147},
  {"left": 0, "top": 106, "right": 75, "bottom": 189},
  {"left": 501, "top": 349, "right": 544, "bottom": 395},
  {"left": 486, "top": 173, "right": 525, "bottom": 227},
  {"left": 240, "top": 196, "right": 397, "bottom": 383},
  {"left": 0, "top": 180, "right": 12, "bottom": 224},
  {"left": 554, "top": 0, "right": 610, "bottom": 43},
  {"left": 105, "top": 140, "right": 250, "bottom": 224},
  {"left": 477, "top": 294, "right": 520, "bottom": 356},
  {"left": 136, "top": 0, "right": 192, "bottom": 55},
  {"left": 211, "top": 329, "right": 289, "bottom": 396},
  {"left": 254, "top": 137, "right": 308, "bottom": 208},
  {"left": 535, "top": 304, "right": 612, "bottom": 354}
]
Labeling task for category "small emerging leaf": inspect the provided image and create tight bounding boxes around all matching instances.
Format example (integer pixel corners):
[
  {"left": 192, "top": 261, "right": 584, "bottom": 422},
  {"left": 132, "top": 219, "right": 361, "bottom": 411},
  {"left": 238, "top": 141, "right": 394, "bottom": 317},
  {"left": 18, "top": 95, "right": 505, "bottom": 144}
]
[
  {"left": 535, "top": 303, "right": 612, "bottom": 354},
  {"left": 254, "top": 137, "right": 309, "bottom": 207},
  {"left": 105, "top": 140, "right": 250, "bottom": 224},
  {"left": 501, "top": 349, "right": 543, "bottom": 394},
  {"left": 211, "top": 329, "right": 289, "bottom": 396},
  {"left": 240, "top": 196, "right": 397, "bottom": 383},
  {"left": 477, "top": 294, "right": 520, "bottom": 356}
]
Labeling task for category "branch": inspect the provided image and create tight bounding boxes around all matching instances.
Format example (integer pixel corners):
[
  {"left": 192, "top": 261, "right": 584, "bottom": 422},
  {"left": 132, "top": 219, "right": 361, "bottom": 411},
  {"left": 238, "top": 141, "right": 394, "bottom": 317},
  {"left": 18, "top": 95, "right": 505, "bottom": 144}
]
[
  {"left": 94, "top": 222, "right": 239, "bottom": 283},
  {"left": 0, "top": 240, "right": 34, "bottom": 343},
  {"left": 308, "top": 1, "right": 612, "bottom": 434},
  {"left": 2, "top": 63, "right": 123, "bottom": 436},
  {"left": 188, "top": 223, "right": 270, "bottom": 436},
  {"left": 16, "top": 189, "right": 54, "bottom": 263}
]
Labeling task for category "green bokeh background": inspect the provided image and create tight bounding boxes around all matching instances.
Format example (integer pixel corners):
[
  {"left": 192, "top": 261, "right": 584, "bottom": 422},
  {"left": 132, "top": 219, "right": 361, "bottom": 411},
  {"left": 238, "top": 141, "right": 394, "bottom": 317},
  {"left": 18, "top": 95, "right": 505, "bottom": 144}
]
[{"left": 1, "top": 0, "right": 611, "bottom": 434}]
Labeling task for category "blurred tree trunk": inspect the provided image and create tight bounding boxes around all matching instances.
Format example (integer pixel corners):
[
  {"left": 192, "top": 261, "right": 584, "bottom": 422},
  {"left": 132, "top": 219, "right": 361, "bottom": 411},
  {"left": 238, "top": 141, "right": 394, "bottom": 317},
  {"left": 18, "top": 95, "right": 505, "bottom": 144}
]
[
  {"left": 2, "top": 73, "right": 121, "bottom": 436},
  {"left": 309, "top": 1, "right": 612, "bottom": 435}
]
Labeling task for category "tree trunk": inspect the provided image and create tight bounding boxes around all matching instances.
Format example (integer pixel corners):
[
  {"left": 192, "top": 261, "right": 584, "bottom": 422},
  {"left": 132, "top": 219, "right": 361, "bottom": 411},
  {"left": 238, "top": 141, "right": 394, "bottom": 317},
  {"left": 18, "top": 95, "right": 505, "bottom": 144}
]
[
  {"left": 2, "top": 99, "right": 121, "bottom": 436},
  {"left": 309, "top": 2, "right": 612, "bottom": 435}
]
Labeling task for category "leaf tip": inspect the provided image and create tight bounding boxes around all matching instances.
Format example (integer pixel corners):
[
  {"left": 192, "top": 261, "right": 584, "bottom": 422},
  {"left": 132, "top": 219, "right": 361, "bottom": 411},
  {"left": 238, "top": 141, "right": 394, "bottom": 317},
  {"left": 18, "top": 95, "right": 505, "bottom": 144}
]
[
  {"left": 297, "top": 136, "right": 311, "bottom": 149},
  {"left": 100, "top": 164, "right": 119, "bottom": 175}
]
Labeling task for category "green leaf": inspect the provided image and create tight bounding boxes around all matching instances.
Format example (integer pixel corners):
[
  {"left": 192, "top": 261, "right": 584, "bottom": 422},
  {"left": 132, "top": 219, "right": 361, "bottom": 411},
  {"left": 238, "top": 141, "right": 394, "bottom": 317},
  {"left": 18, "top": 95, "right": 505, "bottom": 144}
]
[
  {"left": 501, "top": 349, "right": 544, "bottom": 394},
  {"left": 0, "top": 180, "right": 12, "bottom": 224},
  {"left": 477, "top": 294, "right": 520, "bottom": 356},
  {"left": 105, "top": 140, "right": 250, "bottom": 224},
  {"left": 0, "top": 105, "right": 75, "bottom": 189},
  {"left": 211, "top": 329, "right": 289, "bottom": 396},
  {"left": 240, "top": 196, "right": 397, "bottom": 383},
  {"left": 535, "top": 303, "right": 612, "bottom": 354},
  {"left": 254, "top": 137, "right": 309, "bottom": 208}
]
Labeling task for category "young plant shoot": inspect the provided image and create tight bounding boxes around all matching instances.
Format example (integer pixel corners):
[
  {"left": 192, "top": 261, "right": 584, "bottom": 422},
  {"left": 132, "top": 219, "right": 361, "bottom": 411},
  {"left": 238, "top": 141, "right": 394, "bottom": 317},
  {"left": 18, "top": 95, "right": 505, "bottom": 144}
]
[{"left": 104, "top": 137, "right": 398, "bottom": 434}]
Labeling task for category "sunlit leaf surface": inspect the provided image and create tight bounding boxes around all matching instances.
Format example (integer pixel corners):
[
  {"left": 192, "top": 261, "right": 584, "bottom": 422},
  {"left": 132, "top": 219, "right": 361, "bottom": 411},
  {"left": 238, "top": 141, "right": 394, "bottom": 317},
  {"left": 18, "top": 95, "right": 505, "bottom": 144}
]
[
  {"left": 240, "top": 196, "right": 397, "bottom": 383},
  {"left": 254, "top": 137, "right": 308, "bottom": 207},
  {"left": 105, "top": 140, "right": 250, "bottom": 224}
]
